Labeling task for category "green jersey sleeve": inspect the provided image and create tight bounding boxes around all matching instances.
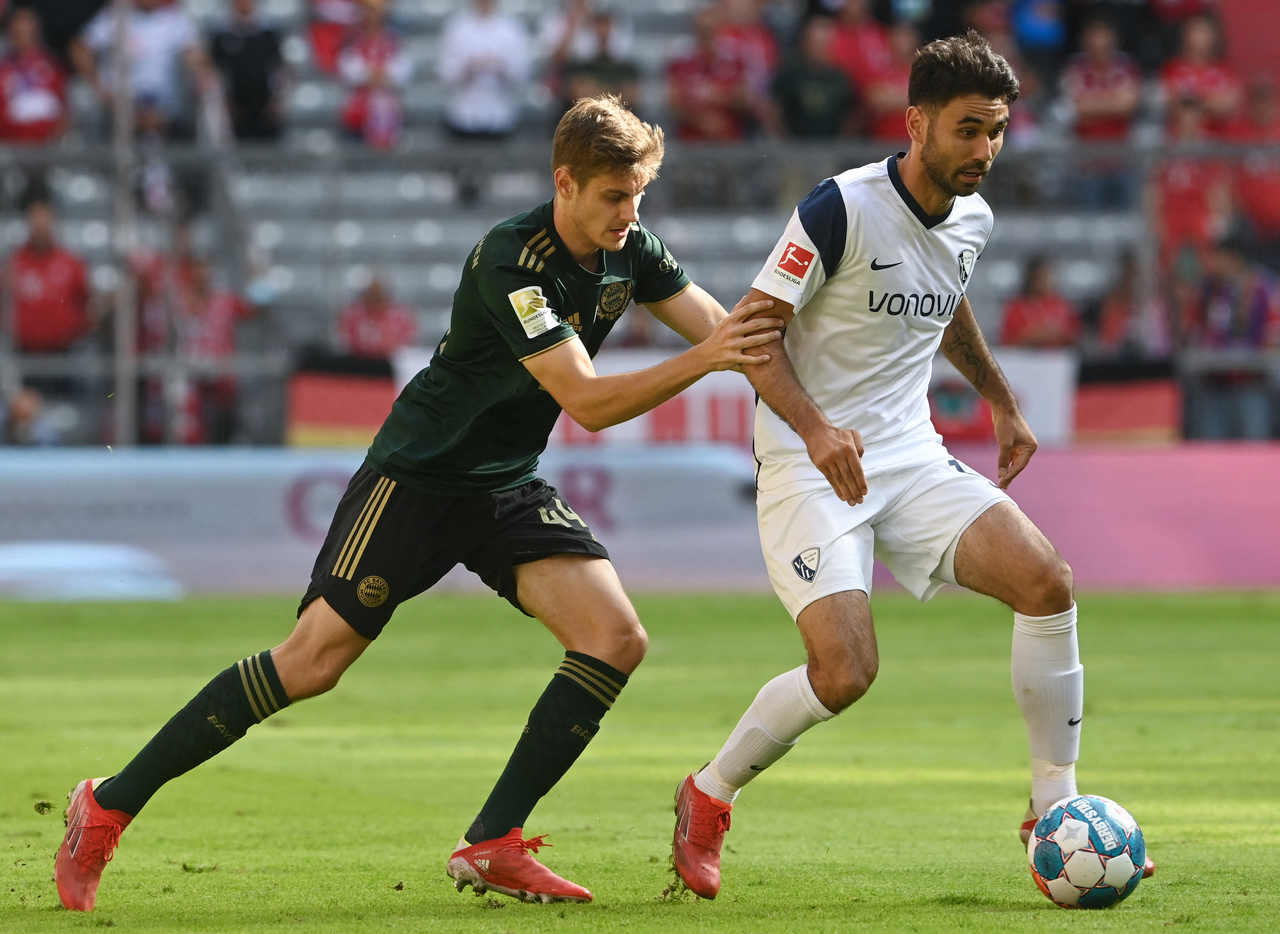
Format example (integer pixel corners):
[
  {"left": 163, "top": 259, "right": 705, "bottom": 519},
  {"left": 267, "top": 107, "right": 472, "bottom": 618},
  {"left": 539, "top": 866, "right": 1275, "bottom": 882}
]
[
  {"left": 474, "top": 254, "right": 578, "bottom": 361},
  {"left": 632, "top": 225, "right": 691, "bottom": 304}
]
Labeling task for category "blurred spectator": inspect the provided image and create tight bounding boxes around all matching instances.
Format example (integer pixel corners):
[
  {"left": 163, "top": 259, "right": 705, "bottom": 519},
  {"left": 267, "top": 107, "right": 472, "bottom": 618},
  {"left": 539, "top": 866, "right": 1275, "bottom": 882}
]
[
  {"left": 714, "top": 0, "right": 780, "bottom": 104},
  {"left": 0, "top": 385, "right": 60, "bottom": 445},
  {"left": 1181, "top": 236, "right": 1278, "bottom": 440},
  {"left": 71, "top": 0, "right": 214, "bottom": 140},
  {"left": 131, "top": 222, "right": 199, "bottom": 358},
  {"left": 557, "top": 10, "right": 641, "bottom": 117},
  {"left": 338, "top": 0, "right": 410, "bottom": 149},
  {"left": 771, "top": 16, "right": 855, "bottom": 139},
  {"left": 862, "top": 21, "right": 919, "bottom": 143},
  {"left": 1149, "top": 0, "right": 1217, "bottom": 58},
  {"left": 1227, "top": 77, "right": 1280, "bottom": 266},
  {"left": 1159, "top": 14, "right": 1241, "bottom": 136},
  {"left": 539, "top": 0, "right": 638, "bottom": 115},
  {"left": 1011, "top": 0, "right": 1067, "bottom": 83},
  {"left": 667, "top": 6, "right": 755, "bottom": 141},
  {"left": 965, "top": 1, "right": 1042, "bottom": 142},
  {"left": 4, "top": 198, "right": 91, "bottom": 361},
  {"left": 438, "top": 0, "right": 530, "bottom": 141},
  {"left": 1060, "top": 17, "right": 1140, "bottom": 206},
  {"left": 171, "top": 257, "right": 254, "bottom": 444},
  {"left": 130, "top": 94, "right": 209, "bottom": 219},
  {"left": 1061, "top": 18, "right": 1139, "bottom": 142},
  {"left": 828, "top": 0, "right": 890, "bottom": 93},
  {"left": 999, "top": 255, "right": 1080, "bottom": 348},
  {"left": 1061, "top": 0, "right": 1163, "bottom": 71},
  {"left": 127, "top": 223, "right": 202, "bottom": 442},
  {"left": 1084, "top": 250, "right": 1170, "bottom": 361},
  {"left": 308, "top": 0, "right": 362, "bottom": 74},
  {"left": 1151, "top": 97, "right": 1232, "bottom": 266},
  {"left": 0, "top": 7, "right": 68, "bottom": 143},
  {"left": 337, "top": 276, "right": 416, "bottom": 361},
  {"left": 210, "top": 0, "right": 287, "bottom": 142}
]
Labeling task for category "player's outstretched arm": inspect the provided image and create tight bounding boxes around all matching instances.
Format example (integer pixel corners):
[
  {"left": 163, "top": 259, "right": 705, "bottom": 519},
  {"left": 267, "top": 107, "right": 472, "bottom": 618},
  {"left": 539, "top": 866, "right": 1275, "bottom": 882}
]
[
  {"left": 522, "top": 299, "right": 781, "bottom": 432},
  {"left": 736, "top": 288, "right": 867, "bottom": 506},
  {"left": 643, "top": 282, "right": 728, "bottom": 345},
  {"left": 941, "top": 296, "right": 1038, "bottom": 488}
]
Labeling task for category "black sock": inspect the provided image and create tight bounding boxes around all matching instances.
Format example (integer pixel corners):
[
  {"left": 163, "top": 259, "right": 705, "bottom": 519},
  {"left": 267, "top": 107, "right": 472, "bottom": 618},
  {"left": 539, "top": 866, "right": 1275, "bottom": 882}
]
[
  {"left": 465, "top": 651, "right": 627, "bottom": 844},
  {"left": 93, "top": 651, "right": 290, "bottom": 816}
]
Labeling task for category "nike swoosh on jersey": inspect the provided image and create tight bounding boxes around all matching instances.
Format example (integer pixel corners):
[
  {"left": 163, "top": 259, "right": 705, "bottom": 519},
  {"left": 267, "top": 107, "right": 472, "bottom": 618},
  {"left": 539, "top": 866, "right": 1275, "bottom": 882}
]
[{"left": 870, "top": 258, "right": 903, "bottom": 270}]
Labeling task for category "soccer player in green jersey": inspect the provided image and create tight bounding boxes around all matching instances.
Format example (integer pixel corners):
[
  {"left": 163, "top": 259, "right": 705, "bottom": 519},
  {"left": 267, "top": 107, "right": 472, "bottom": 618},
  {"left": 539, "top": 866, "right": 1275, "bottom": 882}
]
[{"left": 54, "top": 94, "right": 781, "bottom": 909}]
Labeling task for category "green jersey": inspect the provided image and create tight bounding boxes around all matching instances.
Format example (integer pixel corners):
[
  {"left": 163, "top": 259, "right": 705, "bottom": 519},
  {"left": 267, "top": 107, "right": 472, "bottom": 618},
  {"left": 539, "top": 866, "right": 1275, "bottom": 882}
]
[{"left": 366, "top": 199, "right": 691, "bottom": 494}]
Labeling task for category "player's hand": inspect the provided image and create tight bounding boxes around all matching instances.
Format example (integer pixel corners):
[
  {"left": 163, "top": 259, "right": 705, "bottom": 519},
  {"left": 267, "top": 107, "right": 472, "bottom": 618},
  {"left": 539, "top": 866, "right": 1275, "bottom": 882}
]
[
  {"left": 805, "top": 423, "right": 867, "bottom": 506},
  {"left": 697, "top": 299, "right": 781, "bottom": 371},
  {"left": 993, "top": 404, "right": 1037, "bottom": 489}
]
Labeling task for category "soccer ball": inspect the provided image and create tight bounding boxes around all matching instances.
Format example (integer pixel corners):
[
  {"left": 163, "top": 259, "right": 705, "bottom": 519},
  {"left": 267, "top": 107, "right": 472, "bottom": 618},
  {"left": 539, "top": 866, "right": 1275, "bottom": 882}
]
[{"left": 1027, "top": 794, "right": 1146, "bottom": 909}]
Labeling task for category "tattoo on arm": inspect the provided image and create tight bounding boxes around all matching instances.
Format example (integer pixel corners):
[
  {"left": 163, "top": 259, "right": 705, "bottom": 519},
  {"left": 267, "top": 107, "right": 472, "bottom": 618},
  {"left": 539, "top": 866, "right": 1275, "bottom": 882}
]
[
  {"left": 941, "top": 300, "right": 1016, "bottom": 408},
  {"left": 941, "top": 328, "right": 990, "bottom": 393}
]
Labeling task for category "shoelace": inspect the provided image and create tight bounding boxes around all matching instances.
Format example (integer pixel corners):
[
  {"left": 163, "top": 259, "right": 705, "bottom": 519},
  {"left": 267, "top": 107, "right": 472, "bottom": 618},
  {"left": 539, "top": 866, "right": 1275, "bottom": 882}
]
[
  {"left": 73, "top": 822, "right": 123, "bottom": 867},
  {"left": 687, "top": 802, "right": 731, "bottom": 848},
  {"left": 515, "top": 833, "right": 552, "bottom": 855}
]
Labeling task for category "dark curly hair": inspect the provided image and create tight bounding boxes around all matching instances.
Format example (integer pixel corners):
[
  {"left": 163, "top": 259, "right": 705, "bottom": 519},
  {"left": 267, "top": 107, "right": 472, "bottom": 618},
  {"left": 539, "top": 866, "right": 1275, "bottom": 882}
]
[{"left": 908, "top": 29, "right": 1020, "bottom": 111}]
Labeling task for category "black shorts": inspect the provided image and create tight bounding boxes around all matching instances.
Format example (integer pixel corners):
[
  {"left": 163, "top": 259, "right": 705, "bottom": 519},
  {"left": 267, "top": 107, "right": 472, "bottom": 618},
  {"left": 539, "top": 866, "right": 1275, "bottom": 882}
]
[{"left": 298, "top": 463, "right": 609, "bottom": 639}]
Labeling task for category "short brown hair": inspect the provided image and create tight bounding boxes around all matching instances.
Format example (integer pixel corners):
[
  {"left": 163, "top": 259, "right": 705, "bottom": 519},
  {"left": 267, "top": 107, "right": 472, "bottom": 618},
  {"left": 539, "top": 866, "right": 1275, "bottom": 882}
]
[
  {"left": 551, "top": 94, "right": 665, "bottom": 185},
  {"left": 909, "top": 29, "right": 1020, "bottom": 111}
]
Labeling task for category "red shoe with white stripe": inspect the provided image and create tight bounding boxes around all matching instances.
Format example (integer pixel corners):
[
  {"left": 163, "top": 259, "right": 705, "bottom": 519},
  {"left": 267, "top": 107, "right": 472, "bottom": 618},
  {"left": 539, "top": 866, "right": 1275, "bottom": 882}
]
[
  {"left": 54, "top": 778, "right": 132, "bottom": 911},
  {"left": 672, "top": 773, "right": 733, "bottom": 899},
  {"left": 1020, "top": 800, "right": 1155, "bottom": 877},
  {"left": 447, "top": 828, "right": 592, "bottom": 903}
]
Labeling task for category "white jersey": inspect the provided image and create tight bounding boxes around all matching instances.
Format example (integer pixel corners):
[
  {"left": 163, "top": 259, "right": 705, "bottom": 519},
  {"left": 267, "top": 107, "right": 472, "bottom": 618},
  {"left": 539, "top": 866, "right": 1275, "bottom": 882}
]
[{"left": 750, "top": 155, "right": 993, "bottom": 493}]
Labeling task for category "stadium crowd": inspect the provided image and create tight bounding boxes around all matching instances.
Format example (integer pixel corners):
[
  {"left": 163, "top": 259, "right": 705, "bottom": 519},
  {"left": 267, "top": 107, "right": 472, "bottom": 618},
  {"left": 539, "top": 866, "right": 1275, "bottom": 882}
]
[{"left": 1, "top": 0, "right": 1277, "bottom": 445}]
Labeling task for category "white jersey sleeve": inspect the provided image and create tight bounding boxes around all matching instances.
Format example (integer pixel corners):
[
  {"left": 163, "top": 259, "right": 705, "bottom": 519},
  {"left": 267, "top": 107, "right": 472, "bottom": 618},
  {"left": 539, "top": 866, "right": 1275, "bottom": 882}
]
[{"left": 751, "top": 178, "right": 849, "bottom": 314}]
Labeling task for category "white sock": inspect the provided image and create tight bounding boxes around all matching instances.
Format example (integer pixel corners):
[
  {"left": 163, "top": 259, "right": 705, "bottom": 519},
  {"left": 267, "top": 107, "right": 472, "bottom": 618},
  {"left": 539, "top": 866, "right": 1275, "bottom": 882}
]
[
  {"left": 694, "top": 665, "right": 835, "bottom": 803},
  {"left": 1011, "top": 603, "right": 1083, "bottom": 815}
]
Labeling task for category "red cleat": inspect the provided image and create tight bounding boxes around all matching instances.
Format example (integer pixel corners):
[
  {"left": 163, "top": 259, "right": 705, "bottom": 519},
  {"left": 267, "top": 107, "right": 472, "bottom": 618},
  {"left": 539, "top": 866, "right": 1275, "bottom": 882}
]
[
  {"left": 54, "top": 778, "right": 132, "bottom": 911},
  {"left": 672, "top": 773, "right": 733, "bottom": 899},
  {"left": 1020, "top": 799, "right": 1155, "bottom": 878},
  {"left": 447, "top": 828, "right": 592, "bottom": 903}
]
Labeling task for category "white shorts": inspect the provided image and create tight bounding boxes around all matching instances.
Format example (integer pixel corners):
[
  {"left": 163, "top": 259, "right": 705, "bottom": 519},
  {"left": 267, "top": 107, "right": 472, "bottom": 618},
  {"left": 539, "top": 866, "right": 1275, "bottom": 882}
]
[{"left": 758, "top": 444, "right": 1012, "bottom": 619}]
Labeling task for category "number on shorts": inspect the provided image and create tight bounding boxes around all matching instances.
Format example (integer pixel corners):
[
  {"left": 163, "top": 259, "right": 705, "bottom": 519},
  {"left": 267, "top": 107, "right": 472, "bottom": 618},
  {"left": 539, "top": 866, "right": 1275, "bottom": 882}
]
[
  {"left": 947, "top": 458, "right": 967, "bottom": 475},
  {"left": 539, "top": 498, "right": 588, "bottom": 529}
]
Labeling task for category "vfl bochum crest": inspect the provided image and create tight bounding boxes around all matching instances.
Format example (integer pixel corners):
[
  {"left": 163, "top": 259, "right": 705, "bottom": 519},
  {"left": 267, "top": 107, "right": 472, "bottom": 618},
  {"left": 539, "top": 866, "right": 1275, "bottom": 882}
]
[
  {"left": 792, "top": 547, "right": 820, "bottom": 583},
  {"left": 597, "top": 281, "right": 633, "bottom": 321},
  {"left": 957, "top": 248, "right": 976, "bottom": 289}
]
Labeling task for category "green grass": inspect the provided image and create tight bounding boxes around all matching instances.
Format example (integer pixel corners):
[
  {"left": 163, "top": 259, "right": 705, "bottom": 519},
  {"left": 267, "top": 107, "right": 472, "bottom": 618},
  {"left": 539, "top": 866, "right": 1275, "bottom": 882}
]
[{"left": 2, "top": 591, "right": 1278, "bottom": 932}]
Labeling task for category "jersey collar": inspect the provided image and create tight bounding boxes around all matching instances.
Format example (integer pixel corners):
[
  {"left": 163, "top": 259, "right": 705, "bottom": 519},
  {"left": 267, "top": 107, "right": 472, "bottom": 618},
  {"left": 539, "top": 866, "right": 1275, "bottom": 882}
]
[
  {"left": 539, "top": 199, "right": 609, "bottom": 281},
  {"left": 886, "top": 153, "right": 953, "bottom": 230}
]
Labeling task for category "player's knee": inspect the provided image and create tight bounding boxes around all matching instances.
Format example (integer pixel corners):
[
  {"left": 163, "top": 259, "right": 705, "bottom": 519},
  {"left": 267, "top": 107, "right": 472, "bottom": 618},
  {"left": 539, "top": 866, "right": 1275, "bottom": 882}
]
[
  {"left": 604, "top": 616, "right": 647, "bottom": 672},
  {"left": 1024, "top": 556, "right": 1074, "bottom": 616},
  {"left": 809, "top": 654, "right": 878, "bottom": 713},
  {"left": 281, "top": 647, "right": 348, "bottom": 700}
]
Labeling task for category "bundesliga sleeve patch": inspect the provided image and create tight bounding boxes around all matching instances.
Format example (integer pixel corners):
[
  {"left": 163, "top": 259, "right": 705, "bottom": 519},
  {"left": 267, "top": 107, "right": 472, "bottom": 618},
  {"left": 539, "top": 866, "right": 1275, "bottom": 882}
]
[
  {"left": 508, "top": 285, "right": 558, "bottom": 338},
  {"left": 773, "top": 242, "right": 815, "bottom": 287}
]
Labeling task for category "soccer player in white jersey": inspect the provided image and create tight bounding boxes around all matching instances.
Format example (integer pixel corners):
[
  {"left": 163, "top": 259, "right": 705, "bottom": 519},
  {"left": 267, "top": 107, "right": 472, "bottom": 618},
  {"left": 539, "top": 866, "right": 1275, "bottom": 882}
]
[{"left": 670, "top": 30, "right": 1154, "bottom": 898}]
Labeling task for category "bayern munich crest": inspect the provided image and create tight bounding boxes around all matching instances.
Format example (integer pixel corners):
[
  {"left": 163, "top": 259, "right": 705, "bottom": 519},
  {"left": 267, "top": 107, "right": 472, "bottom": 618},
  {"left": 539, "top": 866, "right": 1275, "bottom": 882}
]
[{"left": 597, "top": 281, "right": 633, "bottom": 321}]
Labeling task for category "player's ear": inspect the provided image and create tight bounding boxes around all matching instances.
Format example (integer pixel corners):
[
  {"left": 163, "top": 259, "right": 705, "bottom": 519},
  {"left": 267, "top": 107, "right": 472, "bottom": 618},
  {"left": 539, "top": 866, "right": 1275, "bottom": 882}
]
[
  {"left": 553, "top": 166, "right": 578, "bottom": 201},
  {"left": 905, "top": 105, "right": 928, "bottom": 147}
]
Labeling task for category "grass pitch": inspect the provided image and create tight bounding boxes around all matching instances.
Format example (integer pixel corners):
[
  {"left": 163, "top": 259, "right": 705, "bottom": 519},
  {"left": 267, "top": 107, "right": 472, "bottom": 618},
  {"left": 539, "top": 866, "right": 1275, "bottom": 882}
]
[{"left": 2, "top": 591, "right": 1278, "bottom": 933}]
